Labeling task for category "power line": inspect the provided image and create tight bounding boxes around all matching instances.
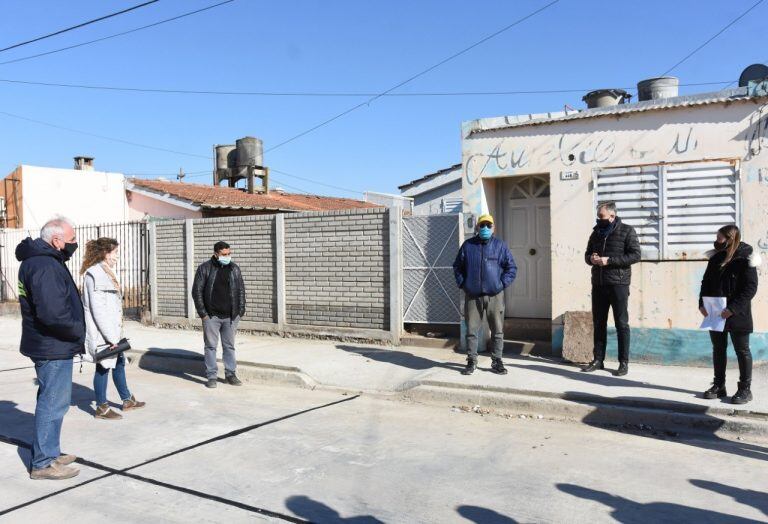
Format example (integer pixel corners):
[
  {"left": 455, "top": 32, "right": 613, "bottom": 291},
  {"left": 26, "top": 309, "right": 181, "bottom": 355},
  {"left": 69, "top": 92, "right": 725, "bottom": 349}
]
[
  {"left": 0, "top": 108, "right": 367, "bottom": 195},
  {"left": 0, "top": 0, "right": 236, "bottom": 67},
  {"left": 0, "top": 77, "right": 735, "bottom": 97},
  {"left": 264, "top": 0, "right": 562, "bottom": 154},
  {"left": 270, "top": 169, "right": 364, "bottom": 195},
  {"left": 0, "top": 1, "right": 160, "bottom": 54},
  {"left": 661, "top": 0, "right": 765, "bottom": 76},
  {"left": 126, "top": 169, "right": 210, "bottom": 177},
  {"left": 0, "top": 110, "right": 209, "bottom": 159}
]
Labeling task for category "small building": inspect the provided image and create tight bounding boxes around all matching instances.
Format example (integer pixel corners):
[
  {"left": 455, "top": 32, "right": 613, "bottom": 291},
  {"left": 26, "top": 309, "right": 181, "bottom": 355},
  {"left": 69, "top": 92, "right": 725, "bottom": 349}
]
[
  {"left": 461, "top": 81, "right": 768, "bottom": 362},
  {"left": 0, "top": 158, "right": 129, "bottom": 231},
  {"left": 399, "top": 163, "right": 462, "bottom": 215},
  {"left": 126, "top": 178, "right": 380, "bottom": 219},
  {"left": 363, "top": 191, "right": 414, "bottom": 213}
]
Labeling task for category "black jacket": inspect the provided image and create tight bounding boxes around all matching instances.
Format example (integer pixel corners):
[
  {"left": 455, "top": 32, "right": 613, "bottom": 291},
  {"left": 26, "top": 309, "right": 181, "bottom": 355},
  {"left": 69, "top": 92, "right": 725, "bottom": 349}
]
[
  {"left": 16, "top": 237, "right": 86, "bottom": 360},
  {"left": 192, "top": 257, "right": 246, "bottom": 319},
  {"left": 699, "top": 242, "right": 760, "bottom": 333},
  {"left": 584, "top": 218, "right": 642, "bottom": 287}
]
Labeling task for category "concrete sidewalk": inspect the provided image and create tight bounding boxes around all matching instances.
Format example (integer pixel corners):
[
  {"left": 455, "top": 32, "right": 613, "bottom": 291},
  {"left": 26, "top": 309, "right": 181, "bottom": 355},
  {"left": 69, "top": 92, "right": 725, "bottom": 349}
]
[{"left": 2, "top": 317, "right": 767, "bottom": 439}]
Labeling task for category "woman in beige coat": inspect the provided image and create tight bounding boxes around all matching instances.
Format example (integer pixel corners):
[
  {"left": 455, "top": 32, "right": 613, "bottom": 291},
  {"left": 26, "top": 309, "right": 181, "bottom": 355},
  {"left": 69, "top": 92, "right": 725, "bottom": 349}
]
[{"left": 81, "top": 237, "right": 145, "bottom": 420}]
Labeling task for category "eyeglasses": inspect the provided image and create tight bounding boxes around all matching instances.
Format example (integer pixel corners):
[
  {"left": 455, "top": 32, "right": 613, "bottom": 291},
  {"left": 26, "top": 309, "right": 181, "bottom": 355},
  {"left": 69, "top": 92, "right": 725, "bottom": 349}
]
[{"left": 478, "top": 223, "right": 493, "bottom": 229}]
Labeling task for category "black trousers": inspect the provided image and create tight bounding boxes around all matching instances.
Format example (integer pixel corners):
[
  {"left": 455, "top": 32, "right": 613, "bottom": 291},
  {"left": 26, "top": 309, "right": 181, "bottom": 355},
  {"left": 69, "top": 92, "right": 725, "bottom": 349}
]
[
  {"left": 709, "top": 331, "right": 752, "bottom": 385},
  {"left": 592, "top": 285, "right": 630, "bottom": 363}
]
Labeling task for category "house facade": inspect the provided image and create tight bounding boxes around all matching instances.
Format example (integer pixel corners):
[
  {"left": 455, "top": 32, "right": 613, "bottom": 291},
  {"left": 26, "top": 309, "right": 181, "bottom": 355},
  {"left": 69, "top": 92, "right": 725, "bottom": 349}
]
[
  {"left": 461, "top": 86, "right": 768, "bottom": 362},
  {"left": 399, "top": 163, "right": 463, "bottom": 215}
]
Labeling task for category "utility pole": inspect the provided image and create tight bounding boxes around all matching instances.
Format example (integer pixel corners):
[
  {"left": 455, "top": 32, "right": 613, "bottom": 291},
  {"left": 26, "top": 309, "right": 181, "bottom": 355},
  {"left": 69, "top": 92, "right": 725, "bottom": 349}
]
[{"left": 177, "top": 168, "right": 185, "bottom": 182}]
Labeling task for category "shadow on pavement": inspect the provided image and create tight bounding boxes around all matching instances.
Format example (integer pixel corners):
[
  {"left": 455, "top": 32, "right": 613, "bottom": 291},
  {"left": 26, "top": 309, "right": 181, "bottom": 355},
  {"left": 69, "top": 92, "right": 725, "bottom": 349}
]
[
  {"left": 456, "top": 505, "right": 519, "bottom": 523},
  {"left": 336, "top": 345, "right": 465, "bottom": 372},
  {"left": 557, "top": 483, "right": 763, "bottom": 523},
  {"left": 136, "top": 348, "right": 208, "bottom": 385},
  {"left": 0, "top": 400, "right": 33, "bottom": 472},
  {"left": 563, "top": 391, "right": 768, "bottom": 462},
  {"left": 689, "top": 479, "right": 768, "bottom": 517},
  {"left": 285, "top": 495, "right": 384, "bottom": 523},
  {"left": 517, "top": 363, "right": 700, "bottom": 396}
]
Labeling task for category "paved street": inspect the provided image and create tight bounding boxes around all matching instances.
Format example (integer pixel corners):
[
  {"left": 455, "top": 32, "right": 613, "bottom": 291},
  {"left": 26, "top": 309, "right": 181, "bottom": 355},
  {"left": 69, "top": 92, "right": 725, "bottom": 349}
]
[{"left": 1, "top": 342, "right": 768, "bottom": 523}]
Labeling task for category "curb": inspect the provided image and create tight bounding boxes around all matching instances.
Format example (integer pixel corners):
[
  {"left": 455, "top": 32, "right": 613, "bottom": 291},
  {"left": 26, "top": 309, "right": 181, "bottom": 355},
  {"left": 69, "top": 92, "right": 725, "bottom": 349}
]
[{"left": 126, "top": 349, "right": 768, "bottom": 440}]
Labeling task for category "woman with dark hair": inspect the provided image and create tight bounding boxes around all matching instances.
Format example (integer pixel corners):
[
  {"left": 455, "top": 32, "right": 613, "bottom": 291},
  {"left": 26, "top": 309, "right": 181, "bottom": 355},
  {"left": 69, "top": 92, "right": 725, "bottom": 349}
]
[
  {"left": 80, "top": 237, "right": 145, "bottom": 419},
  {"left": 699, "top": 225, "right": 760, "bottom": 404}
]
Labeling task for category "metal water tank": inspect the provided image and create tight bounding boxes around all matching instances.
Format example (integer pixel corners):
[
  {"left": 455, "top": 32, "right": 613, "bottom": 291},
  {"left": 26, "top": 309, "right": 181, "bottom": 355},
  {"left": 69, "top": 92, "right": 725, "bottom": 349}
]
[
  {"left": 215, "top": 145, "right": 236, "bottom": 171},
  {"left": 582, "top": 89, "right": 630, "bottom": 109},
  {"left": 637, "top": 77, "right": 679, "bottom": 101},
  {"left": 236, "top": 137, "right": 263, "bottom": 167}
]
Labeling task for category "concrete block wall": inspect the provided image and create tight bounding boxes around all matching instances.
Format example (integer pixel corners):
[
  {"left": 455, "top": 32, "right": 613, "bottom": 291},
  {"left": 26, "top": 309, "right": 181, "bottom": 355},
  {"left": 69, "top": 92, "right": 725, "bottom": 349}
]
[
  {"left": 284, "top": 209, "right": 389, "bottom": 330},
  {"left": 193, "top": 216, "right": 276, "bottom": 323},
  {"left": 155, "top": 221, "right": 187, "bottom": 317}
]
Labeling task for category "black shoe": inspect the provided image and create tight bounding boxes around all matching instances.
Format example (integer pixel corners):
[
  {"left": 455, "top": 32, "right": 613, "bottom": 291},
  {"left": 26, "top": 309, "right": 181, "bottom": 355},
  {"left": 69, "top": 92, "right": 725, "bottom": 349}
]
[
  {"left": 490, "top": 358, "right": 508, "bottom": 375},
  {"left": 614, "top": 362, "right": 629, "bottom": 377},
  {"left": 731, "top": 382, "right": 753, "bottom": 405},
  {"left": 461, "top": 359, "right": 477, "bottom": 376},
  {"left": 581, "top": 360, "right": 604, "bottom": 373},
  {"left": 703, "top": 383, "right": 727, "bottom": 399},
  {"left": 205, "top": 378, "right": 217, "bottom": 389},
  {"left": 226, "top": 374, "right": 242, "bottom": 386}
]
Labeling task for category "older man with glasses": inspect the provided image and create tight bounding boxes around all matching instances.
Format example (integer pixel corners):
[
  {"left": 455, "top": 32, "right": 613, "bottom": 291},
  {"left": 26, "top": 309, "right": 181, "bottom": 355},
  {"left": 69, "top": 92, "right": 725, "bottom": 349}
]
[{"left": 453, "top": 214, "right": 517, "bottom": 375}]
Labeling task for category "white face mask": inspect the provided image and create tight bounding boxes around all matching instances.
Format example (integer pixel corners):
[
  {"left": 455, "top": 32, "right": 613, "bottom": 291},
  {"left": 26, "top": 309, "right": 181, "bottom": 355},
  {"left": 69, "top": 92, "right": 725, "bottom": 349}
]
[{"left": 218, "top": 256, "right": 232, "bottom": 265}]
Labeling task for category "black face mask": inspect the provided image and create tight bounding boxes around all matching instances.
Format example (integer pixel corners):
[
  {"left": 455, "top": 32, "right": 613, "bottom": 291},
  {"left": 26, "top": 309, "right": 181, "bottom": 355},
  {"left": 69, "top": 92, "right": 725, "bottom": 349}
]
[
  {"left": 60, "top": 242, "right": 79, "bottom": 260},
  {"left": 596, "top": 218, "right": 612, "bottom": 228},
  {"left": 713, "top": 240, "right": 727, "bottom": 251}
]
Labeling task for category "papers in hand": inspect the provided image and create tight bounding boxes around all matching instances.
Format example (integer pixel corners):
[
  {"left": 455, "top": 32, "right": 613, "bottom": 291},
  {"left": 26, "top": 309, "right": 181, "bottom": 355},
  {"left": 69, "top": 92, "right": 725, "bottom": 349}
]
[{"left": 700, "top": 296, "right": 727, "bottom": 332}]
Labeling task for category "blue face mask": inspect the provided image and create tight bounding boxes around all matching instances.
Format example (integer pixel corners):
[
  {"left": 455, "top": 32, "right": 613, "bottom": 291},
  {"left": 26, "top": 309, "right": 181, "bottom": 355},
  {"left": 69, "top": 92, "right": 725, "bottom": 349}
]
[
  {"left": 478, "top": 226, "right": 492, "bottom": 240},
  {"left": 218, "top": 256, "right": 231, "bottom": 265}
]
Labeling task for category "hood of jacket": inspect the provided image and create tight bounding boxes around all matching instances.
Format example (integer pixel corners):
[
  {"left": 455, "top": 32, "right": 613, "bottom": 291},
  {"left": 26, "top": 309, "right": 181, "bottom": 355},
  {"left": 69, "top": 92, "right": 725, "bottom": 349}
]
[
  {"left": 16, "top": 237, "right": 65, "bottom": 263},
  {"left": 705, "top": 242, "right": 762, "bottom": 267}
]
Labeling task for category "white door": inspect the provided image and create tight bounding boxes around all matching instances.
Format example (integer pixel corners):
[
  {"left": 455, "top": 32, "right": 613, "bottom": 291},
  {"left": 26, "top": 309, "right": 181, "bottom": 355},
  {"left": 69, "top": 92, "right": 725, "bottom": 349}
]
[{"left": 501, "top": 176, "right": 551, "bottom": 318}]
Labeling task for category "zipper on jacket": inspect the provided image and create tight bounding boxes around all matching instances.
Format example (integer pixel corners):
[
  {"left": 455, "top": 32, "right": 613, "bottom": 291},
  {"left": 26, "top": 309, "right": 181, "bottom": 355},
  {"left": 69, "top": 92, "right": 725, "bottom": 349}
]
[
  {"left": 480, "top": 241, "right": 485, "bottom": 293},
  {"left": 600, "top": 236, "right": 608, "bottom": 286}
]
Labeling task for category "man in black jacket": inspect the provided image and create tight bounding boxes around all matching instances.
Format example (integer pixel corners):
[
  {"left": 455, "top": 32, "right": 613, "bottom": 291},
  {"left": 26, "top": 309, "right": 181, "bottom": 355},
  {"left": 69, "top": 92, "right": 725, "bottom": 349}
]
[
  {"left": 582, "top": 202, "right": 641, "bottom": 376},
  {"left": 17, "top": 217, "right": 85, "bottom": 480},
  {"left": 192, "top": 241, "right": 246, "bottom": 389}
]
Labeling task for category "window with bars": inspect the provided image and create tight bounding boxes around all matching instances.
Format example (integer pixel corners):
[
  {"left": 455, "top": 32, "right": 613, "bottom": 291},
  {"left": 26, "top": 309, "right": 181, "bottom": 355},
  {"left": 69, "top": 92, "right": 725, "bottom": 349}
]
[{"left": 594, "top": 160, "right": 740, "bottom": 261}]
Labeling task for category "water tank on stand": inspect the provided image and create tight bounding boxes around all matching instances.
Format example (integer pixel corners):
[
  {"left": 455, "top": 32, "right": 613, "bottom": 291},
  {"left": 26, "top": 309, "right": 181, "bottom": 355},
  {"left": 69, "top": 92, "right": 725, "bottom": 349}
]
[
  {"left": 214, "top": 145, "right": 237, "bottom": 185},
  {"left": 235, "top": 137, "right": 265, "bottom": 193}
]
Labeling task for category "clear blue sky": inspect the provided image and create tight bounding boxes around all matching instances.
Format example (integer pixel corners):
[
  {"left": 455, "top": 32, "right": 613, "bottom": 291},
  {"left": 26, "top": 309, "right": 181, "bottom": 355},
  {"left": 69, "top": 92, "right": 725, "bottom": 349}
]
[{"left": 0, "top": 0, "right": 765, "bottom": 198}]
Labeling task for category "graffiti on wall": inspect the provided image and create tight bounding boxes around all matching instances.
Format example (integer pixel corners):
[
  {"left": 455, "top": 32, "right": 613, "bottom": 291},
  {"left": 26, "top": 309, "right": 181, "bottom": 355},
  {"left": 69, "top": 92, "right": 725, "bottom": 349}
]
[
  {"left": 745, "top": 104, "right": 768, "bottom": 160},
  {"left": 668, "top": 127, "right": 698, "bottom": 155}
]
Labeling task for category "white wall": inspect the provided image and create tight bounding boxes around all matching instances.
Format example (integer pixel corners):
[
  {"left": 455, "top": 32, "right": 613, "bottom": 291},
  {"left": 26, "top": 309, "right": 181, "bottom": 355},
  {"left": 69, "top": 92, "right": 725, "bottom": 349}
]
[{"left": 21, "top": 165, "right": 129, "bottom": 231}]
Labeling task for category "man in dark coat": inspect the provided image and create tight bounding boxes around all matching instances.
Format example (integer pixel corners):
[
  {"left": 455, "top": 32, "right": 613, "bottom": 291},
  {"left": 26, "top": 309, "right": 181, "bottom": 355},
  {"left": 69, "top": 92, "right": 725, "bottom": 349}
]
[
  {"left": 17, "top": 217, "right": 85, "bottom": 480},
  {"left": 192, "top": 241, "right": 246, "bottom": 389},
  {"left": 582, "top": 202, "right": 641, "bottom": 376},
  {"left": 453, "top": 213, "right": 517, "bottom": 376}
]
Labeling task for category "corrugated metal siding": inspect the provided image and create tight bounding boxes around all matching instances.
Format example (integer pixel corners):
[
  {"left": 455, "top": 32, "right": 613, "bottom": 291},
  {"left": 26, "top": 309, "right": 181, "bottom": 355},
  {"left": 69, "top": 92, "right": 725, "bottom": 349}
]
[{"left": 595, "top": 160, "right": 739, "bottom": 260}]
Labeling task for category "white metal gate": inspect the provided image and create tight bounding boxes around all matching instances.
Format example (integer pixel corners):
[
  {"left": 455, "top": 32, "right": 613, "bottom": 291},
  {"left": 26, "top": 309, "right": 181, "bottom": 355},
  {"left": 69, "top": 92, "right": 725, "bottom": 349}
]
[{"left": 402, "top": 214, "right": 462, "bottom": 324}]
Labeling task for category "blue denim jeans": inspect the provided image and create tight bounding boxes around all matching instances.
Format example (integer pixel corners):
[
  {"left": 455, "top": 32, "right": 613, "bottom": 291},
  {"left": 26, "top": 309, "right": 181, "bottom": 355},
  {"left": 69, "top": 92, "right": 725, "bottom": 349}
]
[
  {"left": 32, "top": 358, "right": 73, "bottom": 470},
  {"left": 93, "top": 353, "right": 131, "bottom": 405}
]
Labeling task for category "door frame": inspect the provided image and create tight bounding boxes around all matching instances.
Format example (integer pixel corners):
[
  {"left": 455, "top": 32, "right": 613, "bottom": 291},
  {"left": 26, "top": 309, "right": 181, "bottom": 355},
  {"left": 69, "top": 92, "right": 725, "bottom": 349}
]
[{"left": 495, "top": 174, "right": 552, "bottom": 319}]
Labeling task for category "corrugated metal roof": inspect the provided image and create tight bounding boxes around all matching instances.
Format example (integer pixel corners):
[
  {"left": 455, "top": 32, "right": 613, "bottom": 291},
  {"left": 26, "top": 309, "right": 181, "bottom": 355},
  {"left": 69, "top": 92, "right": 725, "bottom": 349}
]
[
  {"left": 397, "top": 163, "right": 462, "bottom": 191},
  {"left": 465, "top": 87, "right": 768, "bottom": 135}
]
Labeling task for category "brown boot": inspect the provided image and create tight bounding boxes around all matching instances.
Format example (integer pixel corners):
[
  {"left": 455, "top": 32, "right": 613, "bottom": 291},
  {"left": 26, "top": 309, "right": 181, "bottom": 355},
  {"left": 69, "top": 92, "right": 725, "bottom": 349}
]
[
  {"left": 56, "top": 454, "right": 77, "bottom": 466},
  {"left": 30, "top": 460, "right": 80, "bottom": 480},
  {"left": 122, "top": 395, "right": 146, "bottom": 411},
  {"left": 95, "top": 403, "right": 122, "bottom": 420}
]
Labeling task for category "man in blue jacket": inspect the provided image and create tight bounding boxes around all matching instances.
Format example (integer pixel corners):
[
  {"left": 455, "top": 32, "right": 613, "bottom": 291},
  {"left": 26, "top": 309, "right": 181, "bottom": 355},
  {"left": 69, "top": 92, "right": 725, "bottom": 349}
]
[
  {"left": 17, "top": 217, "right": 85, "bottom": 480},
  {"left": 453, "top": 214, "right": 517, "bottom": 375}
]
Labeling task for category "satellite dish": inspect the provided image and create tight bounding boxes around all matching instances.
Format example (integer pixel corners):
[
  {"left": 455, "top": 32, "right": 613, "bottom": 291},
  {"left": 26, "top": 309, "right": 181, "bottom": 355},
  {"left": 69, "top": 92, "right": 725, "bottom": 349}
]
[{"left": 739, "top": 64, "right": 768, "bottom": 87}]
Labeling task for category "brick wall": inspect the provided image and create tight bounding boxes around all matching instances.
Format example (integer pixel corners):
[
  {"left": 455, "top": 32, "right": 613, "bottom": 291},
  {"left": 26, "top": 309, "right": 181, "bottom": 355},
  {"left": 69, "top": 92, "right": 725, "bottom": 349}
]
[
  {"left": 284, "top": 209, "right": 389, "bottom": 330},
  {"left": 155, "top": 221, "right": 187, "bottom": 317},
  {"left": 193, "top": 215, "right": 276, "bottom": 323}
]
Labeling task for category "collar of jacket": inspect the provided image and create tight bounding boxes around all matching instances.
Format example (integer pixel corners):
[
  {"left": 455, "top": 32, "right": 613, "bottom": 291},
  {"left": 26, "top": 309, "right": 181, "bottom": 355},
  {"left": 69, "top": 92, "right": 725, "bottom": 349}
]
[{"left": 705, "top": 242, "right": 762, "bottom": 267}]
